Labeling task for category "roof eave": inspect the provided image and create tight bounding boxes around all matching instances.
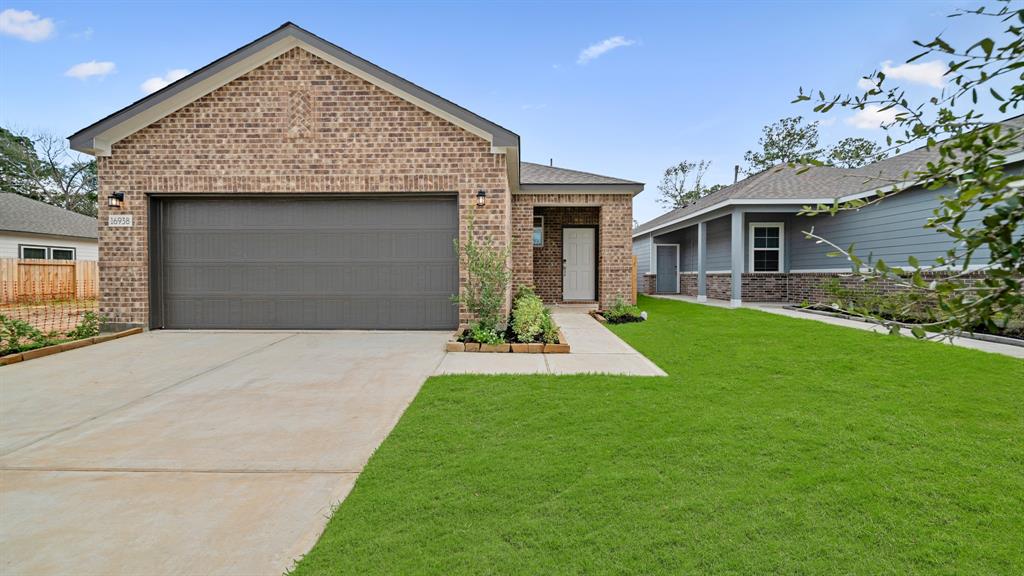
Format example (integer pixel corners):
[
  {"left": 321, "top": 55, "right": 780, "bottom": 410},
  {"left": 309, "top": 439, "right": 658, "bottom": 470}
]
[{"left": 518, "top": 183, "right": 644, "bottom": 196}]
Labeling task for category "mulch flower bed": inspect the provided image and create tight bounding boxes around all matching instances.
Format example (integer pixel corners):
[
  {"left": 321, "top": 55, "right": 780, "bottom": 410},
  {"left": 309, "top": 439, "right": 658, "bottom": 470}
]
[{"left": 446, "top": 326, "right": 570, "bottom": 353}]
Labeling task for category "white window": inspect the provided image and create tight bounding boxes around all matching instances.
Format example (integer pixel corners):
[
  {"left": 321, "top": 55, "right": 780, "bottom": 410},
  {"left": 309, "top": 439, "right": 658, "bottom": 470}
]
[
  {"left": 19, "top": 245, "right": 76, "bottom": 260},
  {"left": 51, "top": 248, "right": 76, "bottom": 260},
  {"left": 748, "top": 223, "right": 783, "bottom": 272},
  {"left": 533, "top": 216, "right": 544, "bottom": 247}
]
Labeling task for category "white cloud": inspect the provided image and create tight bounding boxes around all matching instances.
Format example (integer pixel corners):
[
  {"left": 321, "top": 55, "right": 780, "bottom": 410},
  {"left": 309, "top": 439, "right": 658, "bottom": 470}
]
[
  {"left": 819, "top": 117, "right": 837, "bottom": 127},
  {"left": 845, "top": 104, "right": 899, "bottom": 130},
  {"left": 71, "top": 27, "right": 94, "bottom": 40},
  {"left": 140, "top": 69, "right": 190, "bottom": 94},
  {"left": 857, "top": 77, "right": 878, "bottom": 91},
  {"left": 65, "top": 60, "right": 116, "bottom": 79},
  {"left": 880, "top": 59, "right": 947, "bottom": 88},
  {"left": 0, "top": 8, "right": 54, "bottom": 42},
  {"left": 577, "top": 36, "right": 635, "bottom": 64}
]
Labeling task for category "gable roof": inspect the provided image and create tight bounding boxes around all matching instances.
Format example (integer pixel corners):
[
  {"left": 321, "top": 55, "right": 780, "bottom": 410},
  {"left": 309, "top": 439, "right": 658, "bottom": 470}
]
[
  {"left": 520, "top": 162, "right": 644, "bottom": 194},
  {"left": 634, "top": 115, "right": 1024, "bottom": 236},
  {"left": 69, "top": 22, "right": 519, "bottom": 156},
  {"left": 0, "top": 194, "right": 98, "bottom": 240}
]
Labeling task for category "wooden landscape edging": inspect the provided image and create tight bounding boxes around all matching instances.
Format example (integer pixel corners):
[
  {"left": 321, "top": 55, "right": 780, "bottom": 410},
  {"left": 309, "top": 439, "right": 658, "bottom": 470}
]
[
  {"left": 0, "top": 327, "right": 144, "bottom": 366},
  {"left": 446, "top": 328, "right": 570, "bottom": 354}
]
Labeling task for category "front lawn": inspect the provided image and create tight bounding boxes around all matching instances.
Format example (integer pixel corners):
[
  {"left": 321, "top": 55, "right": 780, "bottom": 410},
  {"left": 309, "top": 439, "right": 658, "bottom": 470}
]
[{"left": 291, "top": 296, "right": 1024, "bottom": 575}]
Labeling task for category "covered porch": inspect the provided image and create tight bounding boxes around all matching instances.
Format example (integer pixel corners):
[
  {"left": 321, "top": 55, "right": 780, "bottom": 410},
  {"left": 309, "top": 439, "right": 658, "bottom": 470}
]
[
  {"left": 642, "top": 207, "right": 804, "bottom": 305},
  {"left": 511, "top": 193, "right": 635, "bottom": 308}
]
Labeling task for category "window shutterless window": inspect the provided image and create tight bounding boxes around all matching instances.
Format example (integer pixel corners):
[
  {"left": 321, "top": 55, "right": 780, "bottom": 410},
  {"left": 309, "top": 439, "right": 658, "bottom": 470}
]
[
  {"left": 18, "top": 245, "right": 76, "bottom": 260},
  {"left": 748, "top": 223, "right": 784, "bottom": 272},
  {"left": 533, "top": 216, "right": 544, "bottom": 247},
  {"left": 19, "top": 245, "right": 48, "bottom": 259},
  {"left": 51, "top": 248, "right": 76, "bottom": 260}
]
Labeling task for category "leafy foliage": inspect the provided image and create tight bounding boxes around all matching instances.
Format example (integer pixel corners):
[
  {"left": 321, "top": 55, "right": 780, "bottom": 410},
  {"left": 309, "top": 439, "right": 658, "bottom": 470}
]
[
  {"left": 826, "top": 137, "right": 886, "bottom": 168},
  {"left": 794, "top": 1, "right": 1023, "bottom": 338},
  {"left": 511, "top": 287, "right": 547, "bottom": 343},
  {"left": 0, "top": 314, "right": 42, "bottom": 354},
  {"left": 66, "top": 311, "right": 104, "bottom": 341},
  {"left": 656, "top": 160, "right": 723, "bottom": 209},
  {"left": 602, "top": 294, "right": 644, "bottom": 324},
  {"left": 743, "top": 118, "right": 887, "bottom": 173},
  {"left": 538, "top": 311, "right": 560, "bottom": 344},
  {"left": 743, "top": 116, "right": 823, "bottom": 173},
  {"left": 0, "top": 126, "right": 98, "bottom": 216},
  {"left": 452, "top": 209, "right": 511, "bottom": 336}
]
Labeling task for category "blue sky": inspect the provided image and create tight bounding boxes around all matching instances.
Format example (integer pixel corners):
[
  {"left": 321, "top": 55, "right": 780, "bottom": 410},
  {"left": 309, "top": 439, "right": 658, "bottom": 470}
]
[{"left": 0, "top": 1, "right": 1009, "bottom": 224}]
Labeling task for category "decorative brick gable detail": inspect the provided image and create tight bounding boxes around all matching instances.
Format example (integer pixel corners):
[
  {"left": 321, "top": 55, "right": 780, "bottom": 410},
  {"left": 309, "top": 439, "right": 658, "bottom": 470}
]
[{"left": 96, "top": 47, "right": 509, "bottom": 327}]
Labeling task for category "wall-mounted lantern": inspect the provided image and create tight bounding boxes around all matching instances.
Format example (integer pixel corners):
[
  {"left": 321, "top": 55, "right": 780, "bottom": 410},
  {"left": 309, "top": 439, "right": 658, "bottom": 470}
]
[
  {"left": 107, "top": 192, "right": 125, "bottom": 208},
  {"left": 476, "top": 190, "right": 486, "bottom": 207}
]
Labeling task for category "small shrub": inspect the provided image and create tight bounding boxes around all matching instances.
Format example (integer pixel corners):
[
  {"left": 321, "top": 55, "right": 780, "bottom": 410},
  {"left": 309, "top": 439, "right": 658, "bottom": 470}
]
[
  {"left": 603, "top": 294, "right": 643, "bottom": 324},
  {"left": 1, "top": 314, "right": 43, "bottom": 355},
  {"left": 539, "top": 311, "right": 560, "bottom": 344},
  {"left": 512, "top": 290, "right": 546, "bottom": 343},
  {"left": 452, "top": 210, "right": 511, "bottom": 335},
  {"left": 67, "top": 311, "right": 104, "bottom": 341},
  {"left": 468, "top": 322, "right": 504, "bottom": 345}
]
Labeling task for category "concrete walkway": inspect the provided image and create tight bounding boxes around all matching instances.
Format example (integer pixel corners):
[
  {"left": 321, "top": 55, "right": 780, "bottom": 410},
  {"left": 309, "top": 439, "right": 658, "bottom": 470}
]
[
  {"left": 434, "top": 306, "right": 666, "bottom": 376},
  {"left": 651, "top": 294, "right": 1024, "bottom": 359},
  {"left": 0, "top": 330, "right": 449, "bottom": 576}
]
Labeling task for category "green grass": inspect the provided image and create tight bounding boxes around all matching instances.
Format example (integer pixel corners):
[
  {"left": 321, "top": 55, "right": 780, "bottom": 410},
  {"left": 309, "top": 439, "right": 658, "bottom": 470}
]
[{"left": 291, "top": 296, "right": 1024, "bottom": 575}]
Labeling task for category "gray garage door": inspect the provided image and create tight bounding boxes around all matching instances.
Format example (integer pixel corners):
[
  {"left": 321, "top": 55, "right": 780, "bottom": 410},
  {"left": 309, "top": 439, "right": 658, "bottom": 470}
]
[{"left": 153, "top": 196, "right": 459, "bottom": 330}]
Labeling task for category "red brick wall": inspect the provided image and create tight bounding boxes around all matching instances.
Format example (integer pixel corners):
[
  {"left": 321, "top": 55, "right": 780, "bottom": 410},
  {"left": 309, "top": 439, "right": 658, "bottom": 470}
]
[
  {"left": 678, "top": 273, "right": 698, "bottom": 296},
  {"left": 642, "top": 274, "right": 656, "bottom": 295},
  {"left": 742, "top": 273, "right": 789, "bottom": 302},
  {"left": 510, "top": 193, "right": 634, "bottom": 308},
  {"left": 676, "top": 271, "right": 993, "bottom": 305},
  {"left": 707, "top": 274, "right": 732, "bottom": 300},
  {"left": 96, "top": 47, "right": 510, "bottom": 327}
]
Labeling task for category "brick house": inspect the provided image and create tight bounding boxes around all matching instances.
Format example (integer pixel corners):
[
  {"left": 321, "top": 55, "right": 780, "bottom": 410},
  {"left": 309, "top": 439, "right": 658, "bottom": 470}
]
[{"left": 69, "top": 23, "right": 642, "bottom": 330}]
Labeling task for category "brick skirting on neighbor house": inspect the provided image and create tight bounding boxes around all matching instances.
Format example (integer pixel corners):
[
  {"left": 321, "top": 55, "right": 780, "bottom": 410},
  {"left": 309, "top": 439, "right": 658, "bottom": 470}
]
[{"left": 641, "top": 271, "right": 991, "bottom": 304}]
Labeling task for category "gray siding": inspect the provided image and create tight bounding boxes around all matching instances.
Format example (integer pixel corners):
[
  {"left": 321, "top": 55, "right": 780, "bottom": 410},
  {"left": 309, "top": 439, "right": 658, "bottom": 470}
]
[
  {"left": 705, "top": 216, "right": 731, "bottom": 271},
  {"left": 652, "top": 226, "right": 697, "bottom": 272},
  {"left": 789, "top": 185, "right": 988, "bottom": 270},
  {"left": 632, "top": 233, "right": 652, "bottom": 285}
]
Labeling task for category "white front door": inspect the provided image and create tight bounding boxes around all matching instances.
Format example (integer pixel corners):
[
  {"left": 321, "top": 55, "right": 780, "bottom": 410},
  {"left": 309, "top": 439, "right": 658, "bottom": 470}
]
[{"left": 563, "top": 227, "right": 596, "bottom": 301}]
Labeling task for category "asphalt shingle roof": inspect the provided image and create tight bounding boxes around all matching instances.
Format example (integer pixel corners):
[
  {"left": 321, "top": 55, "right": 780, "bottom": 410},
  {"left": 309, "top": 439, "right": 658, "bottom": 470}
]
[
  {"left": 633, "top": 115, "right": 1024, "bottom": 236},
  {"left": 521, "top": 162, "right": 642, "bottom": 186},
  {"left": 0, "top": 193, "right": 98, "bottom": 239}
]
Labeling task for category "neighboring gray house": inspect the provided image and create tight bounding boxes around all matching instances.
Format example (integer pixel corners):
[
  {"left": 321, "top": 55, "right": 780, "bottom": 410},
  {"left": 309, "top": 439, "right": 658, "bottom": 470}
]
[
  {"left": 0, "top": 193, "right": 98, "bottom": 261},
  {"left": 632, "top": 118, "right": 1023, "bottom": 305}
]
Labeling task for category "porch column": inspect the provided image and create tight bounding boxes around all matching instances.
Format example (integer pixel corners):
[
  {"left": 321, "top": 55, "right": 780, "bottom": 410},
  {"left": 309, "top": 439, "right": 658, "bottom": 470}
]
[
  {"left": 730, "top": 209, "right": 744, "bottom": 307},
  {"left": 697, "top": 221, "right": 707, "bottom": 302}
]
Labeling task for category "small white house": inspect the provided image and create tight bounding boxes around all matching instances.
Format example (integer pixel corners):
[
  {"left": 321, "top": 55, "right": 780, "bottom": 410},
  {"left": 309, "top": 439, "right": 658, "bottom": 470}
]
[{"left": 0, "top": 193, "right": 98, "bottom": 261}]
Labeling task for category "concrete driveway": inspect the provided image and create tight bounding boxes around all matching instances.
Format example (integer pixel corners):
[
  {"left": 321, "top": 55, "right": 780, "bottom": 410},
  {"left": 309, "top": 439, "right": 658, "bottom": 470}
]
[{"left": 0, "top": 330, "right": 448, "bottom": 575}]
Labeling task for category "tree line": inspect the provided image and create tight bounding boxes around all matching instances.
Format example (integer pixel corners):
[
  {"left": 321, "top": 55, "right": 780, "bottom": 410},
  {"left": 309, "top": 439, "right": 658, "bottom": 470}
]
[
  {"left": 0, "top": 127, "right": 98, "bottom": 217},
  {"left": 657, "top": 116, "right": 884, "bottom": 209}
]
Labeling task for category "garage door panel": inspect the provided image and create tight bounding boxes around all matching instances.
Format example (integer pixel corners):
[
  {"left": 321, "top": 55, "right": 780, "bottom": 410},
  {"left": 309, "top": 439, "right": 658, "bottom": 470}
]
[{"left": 158, "top": 197, "right": 459, "bottom": 330}]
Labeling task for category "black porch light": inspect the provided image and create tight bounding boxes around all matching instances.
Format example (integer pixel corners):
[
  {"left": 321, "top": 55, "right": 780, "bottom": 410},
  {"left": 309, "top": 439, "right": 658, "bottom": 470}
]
[
  {"left": 476, "top": 190, "right": 486, "bottom": 207},
  {"left": 107, "top": 192, "right": 125, "bottom": 208}
]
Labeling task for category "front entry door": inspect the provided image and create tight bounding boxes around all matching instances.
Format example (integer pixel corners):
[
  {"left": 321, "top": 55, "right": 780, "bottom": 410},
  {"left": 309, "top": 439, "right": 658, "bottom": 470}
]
[
  {"left": 656, "top": 245, "right": 678, "bottom": 293},
  {"left": 563, "top": 227, "right": 596, "bottom": 301}
]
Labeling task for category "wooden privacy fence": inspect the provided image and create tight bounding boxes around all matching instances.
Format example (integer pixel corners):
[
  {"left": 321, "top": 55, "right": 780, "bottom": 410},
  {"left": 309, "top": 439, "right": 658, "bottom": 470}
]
[
  {"left": 631, "top": 255, "right": 638, "bottom": 303},
  {"left": 0, "top": 259, "right": 98, "bottom": 304}
]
